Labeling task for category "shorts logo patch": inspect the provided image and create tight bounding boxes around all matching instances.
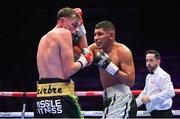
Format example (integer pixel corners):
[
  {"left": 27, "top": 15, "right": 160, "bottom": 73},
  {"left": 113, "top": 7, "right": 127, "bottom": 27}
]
[
  {"left": 37, "top": 82, "right": 74, "bottom": 97},
  {"left": 37, "top": 99, "right": 63, "bottom": 115}
]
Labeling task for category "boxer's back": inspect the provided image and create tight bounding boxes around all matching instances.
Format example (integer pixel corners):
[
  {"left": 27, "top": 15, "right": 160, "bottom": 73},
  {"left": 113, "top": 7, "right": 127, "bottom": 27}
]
[{"left": 37, "top": 30, "right": 65, "bottom": 79}]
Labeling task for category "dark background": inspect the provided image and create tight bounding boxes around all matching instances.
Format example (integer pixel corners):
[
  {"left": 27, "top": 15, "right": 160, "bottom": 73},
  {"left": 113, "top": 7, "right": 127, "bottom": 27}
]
[{"left": 0, "top": 0, "right": 179, "bottom": 116}]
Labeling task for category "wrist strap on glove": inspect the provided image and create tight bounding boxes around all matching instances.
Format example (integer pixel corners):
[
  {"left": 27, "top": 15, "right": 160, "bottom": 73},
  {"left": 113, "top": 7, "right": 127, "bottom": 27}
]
[
  {"left": 106, "top": 62, "right": 119, "bottom": 76},
  {"left": 77, "top": 54, "right": 88, "bottom": 69}
]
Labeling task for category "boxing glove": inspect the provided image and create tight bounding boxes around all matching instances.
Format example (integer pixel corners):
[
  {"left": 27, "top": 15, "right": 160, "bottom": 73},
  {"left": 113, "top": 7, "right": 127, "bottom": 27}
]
[
  {"left": 93, "top": 51, "right": 119, "bottom": 76},
  {"left": 77, "top": 48, "right": 93, "bottom": 69},
  {"left": 73, "top": 8, "right": 83, "bottom": 24},
  {"left": 73, "top": 8, "right": 86, "bottom": 44},
  {"left": 72, "top": 24, "right": 86, "bottom": 44}
]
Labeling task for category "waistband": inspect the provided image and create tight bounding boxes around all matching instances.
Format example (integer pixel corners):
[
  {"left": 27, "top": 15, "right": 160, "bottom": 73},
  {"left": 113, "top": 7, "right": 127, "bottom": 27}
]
[
  {"left": 151, "top": 108, "right": 172, "bottom": 112},
  {"left": 38, "top": 78, "right": 71, "bottom": 84},
  {"left": 103, "top": 84, "right": 131, "bottom": 98},
  {"left": 37, "top": 78, "right": 74, "bottom": 97}
]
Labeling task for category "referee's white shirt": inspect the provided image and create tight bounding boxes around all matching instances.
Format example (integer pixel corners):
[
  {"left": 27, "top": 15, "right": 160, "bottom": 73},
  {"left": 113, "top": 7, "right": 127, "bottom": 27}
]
[{"left": 136, "top": 66, "right": 175, "bottom": 112}]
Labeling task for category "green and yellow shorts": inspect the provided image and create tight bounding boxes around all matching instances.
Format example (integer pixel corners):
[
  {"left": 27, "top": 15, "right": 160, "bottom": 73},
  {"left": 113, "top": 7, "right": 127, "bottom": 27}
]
[{"left": 34, "top": 78, "right": 83, "bottom": 118}]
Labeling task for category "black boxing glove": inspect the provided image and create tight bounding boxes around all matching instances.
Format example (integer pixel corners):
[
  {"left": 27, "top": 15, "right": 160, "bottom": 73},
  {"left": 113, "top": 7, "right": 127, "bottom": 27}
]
[{"left": 93, "top": 51, "right": 119, "bottom": 76}]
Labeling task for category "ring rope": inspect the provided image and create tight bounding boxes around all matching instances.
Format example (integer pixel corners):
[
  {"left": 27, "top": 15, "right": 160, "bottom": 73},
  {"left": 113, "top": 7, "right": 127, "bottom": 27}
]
[
  {"left": 0, "top": 89, "right": 180, "bottom": 97},
  {"left": 0, "top": 89, "right": 179, "bottom": 117},
  {"left": 0, "top": 110, "right": 180, "bottom": 117}
]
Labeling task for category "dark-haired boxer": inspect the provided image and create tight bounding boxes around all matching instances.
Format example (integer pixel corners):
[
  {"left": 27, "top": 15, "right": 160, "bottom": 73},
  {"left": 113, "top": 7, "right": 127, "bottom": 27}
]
[{"left": 88, "top": 20, "right": 136, "bottom": 118}]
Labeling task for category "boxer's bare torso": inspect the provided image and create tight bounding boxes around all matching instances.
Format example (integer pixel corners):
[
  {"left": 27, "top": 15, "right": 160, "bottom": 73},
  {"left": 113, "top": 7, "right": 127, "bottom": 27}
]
[{"left": 89, "top": 42, "right": 135, "bottom": 89}]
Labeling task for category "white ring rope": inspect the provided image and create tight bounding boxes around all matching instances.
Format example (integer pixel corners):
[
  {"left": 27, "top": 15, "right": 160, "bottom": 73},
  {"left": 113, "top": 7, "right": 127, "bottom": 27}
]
[
  {"left": 0, "top": 89, "right": 179, "bottom": 117},
  {"left": 0, "top": 110, "right": 180, "bottom": 117}
]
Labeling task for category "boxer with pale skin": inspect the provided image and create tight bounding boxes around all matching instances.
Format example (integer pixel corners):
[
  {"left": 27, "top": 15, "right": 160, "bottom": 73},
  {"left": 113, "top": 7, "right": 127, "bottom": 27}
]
[{"left": 35, "top": 7, "right": 93, "bottom": 118}]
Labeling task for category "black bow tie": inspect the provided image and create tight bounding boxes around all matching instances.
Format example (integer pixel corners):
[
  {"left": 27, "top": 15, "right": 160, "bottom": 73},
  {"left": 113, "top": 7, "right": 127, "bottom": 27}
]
[{"left": 148, "top": 71, "right": 154, "bottom": 74}]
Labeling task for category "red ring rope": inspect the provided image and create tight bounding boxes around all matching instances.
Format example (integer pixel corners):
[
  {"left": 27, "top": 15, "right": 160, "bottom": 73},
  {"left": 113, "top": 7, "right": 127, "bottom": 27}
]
[{"left": 0, "top": 89, "right": 179, "bottom": 97}]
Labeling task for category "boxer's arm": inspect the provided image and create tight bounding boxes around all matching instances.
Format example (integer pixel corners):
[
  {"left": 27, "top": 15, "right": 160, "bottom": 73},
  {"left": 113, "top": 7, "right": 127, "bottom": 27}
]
[
  {"left": 58, "top": 30, "right": 82, "bottom": 77},
  {"left": 92, "top": 44, "right": 135, "bottom": 87},
  {"left": 78, "top": 34, "right": 88, "bottom": 48},
  {"left": 93, "top": 51, "right": 119, "bottom": 76},
  {"left": 73, "top": 35, "right": 88, "bottom": 60},
  {"left": 114, "top": 47, "right": 135, "bottom": 87},
  {"left": 73, "top": 8, "right": 88, "bottom": 49},
  {"left": 72, "top": 25, "right": 87, "bottom": 46}
]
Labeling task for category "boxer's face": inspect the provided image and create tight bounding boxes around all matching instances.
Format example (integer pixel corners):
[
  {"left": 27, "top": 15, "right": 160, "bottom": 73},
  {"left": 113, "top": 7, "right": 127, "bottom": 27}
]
[
  {"left": 94, "top": 28, "right": 112, "bottom": 49},
  {"left": 146, "top": 53, "right": 159, "bottom": 72},
  {"left": 63, "top": 17, "right": 80, "bottom": 34}
]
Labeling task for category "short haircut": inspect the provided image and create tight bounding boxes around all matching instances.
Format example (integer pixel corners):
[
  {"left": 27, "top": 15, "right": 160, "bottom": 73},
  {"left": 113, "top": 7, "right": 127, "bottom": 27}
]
[
  {"left": 57, "top": 7, "right": 80, "bottom": 21},
  {"left": 146, "top": 49, "right": 161, "bottom": 59},
  {"left": 95, "top": 20, "right": 115, "bottom": 32}
]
